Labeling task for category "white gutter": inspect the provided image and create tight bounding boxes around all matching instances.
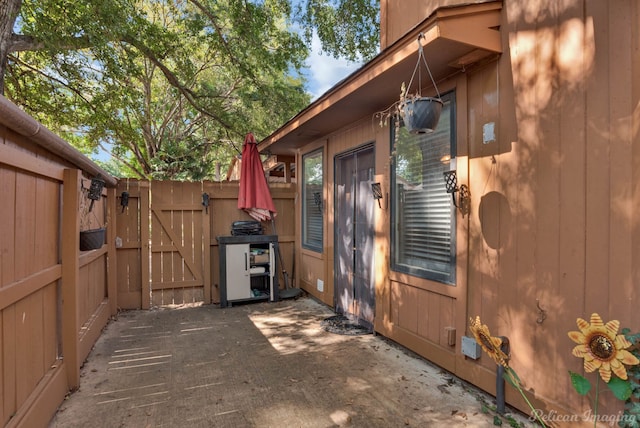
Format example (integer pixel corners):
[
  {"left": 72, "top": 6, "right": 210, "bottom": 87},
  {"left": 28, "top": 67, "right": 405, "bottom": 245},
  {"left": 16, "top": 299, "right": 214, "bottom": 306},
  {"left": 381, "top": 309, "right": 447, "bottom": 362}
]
[{"left": 0, "top": 95, "right": 117, "bottom": 187}]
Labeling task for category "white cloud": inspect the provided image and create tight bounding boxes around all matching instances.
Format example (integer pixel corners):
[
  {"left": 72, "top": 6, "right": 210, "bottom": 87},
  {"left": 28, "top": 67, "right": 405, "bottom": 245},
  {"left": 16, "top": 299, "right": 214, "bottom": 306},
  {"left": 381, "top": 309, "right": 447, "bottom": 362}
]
[{"left": 304, "top": 33, "right": 362, "bottom": 101}]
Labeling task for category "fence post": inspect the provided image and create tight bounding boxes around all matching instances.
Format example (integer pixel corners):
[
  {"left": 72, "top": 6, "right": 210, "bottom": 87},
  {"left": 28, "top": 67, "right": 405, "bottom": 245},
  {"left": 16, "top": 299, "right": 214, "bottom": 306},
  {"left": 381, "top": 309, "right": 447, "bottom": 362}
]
[
  {"left": 61, "top": 168, "right": 81, "bottom": 388},
  {"left": 107, "top": 186, "right": 118, "bottom": 315}
]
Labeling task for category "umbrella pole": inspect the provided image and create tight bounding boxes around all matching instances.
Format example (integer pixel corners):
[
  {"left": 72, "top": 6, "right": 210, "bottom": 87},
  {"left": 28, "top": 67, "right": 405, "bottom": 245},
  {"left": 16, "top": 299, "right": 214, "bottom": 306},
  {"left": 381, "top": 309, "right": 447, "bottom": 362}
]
[{"left": 270, "top": 216, "right": 290, "bottom": 290}]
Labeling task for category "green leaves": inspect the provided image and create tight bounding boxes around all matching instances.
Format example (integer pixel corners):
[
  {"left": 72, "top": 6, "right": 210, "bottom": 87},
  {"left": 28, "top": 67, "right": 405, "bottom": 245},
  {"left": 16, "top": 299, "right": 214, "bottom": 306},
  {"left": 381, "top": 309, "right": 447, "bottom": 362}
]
[
  {"left": 4, "top": 0, "right": 316, "bottom": 179},
  {"left": 621, "top": 328, "right": 640, "bottom": 426},
  {"left": 569, "top": 371, "right": 591, "bottom": 396},
  {"left": 296, "top": 0, "right": 379, "bottom": 62},
  {"left": 3, "top": 0, "right": 380, "bottom": 179},
  {"left": 607, "top": 376, "right": 633, "bottom": 401},
  {"left": 567, "top": 370, "right": 631, "bottom": 401}
]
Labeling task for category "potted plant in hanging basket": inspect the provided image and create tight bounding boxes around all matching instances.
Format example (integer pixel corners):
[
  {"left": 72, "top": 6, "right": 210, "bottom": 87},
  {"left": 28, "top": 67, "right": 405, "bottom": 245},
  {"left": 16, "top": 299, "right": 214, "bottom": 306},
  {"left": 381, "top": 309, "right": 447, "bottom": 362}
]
[
  {"left": 399, "top": 32, "right": 444, "bottom": 134},
  {"left": 400, "top": 94, "right": 443, "bottom": 134},
  {"left": 79, "top": 176, "right": 106, "bottom": 251}
]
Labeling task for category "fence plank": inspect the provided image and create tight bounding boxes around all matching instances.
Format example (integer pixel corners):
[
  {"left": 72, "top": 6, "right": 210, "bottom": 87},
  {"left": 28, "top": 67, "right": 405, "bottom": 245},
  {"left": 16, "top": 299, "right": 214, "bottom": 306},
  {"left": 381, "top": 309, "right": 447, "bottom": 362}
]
[
  {"left": 15, "top": 172, "right": 36, "bottom": 279},
  {"left": 116, "top": 179, "right": 143, "bottom": 309},
  {"left": 0, "top": 141, "right": 64, "bottom": 181},
  {"left": 0, "top": 168, "right": 16, "bottom": 288},
  {"left": 15, "top": 292, "right": 44, "bottom": 407},
  {"left": 150, "top": 280, "right": 201, "bottom": 290},
  {"left": 2, "top": 306, "right": 17, "bottom": 425},
  {"left": 140, "top": 181, "right": 151, "bottom": 309},
  {"left": 203, "top": 186, "right": 212, "bottom": 303},
  {"left": 0, "top": 265, "right": 62, "bottom": 310},
  {"left": 107, "top": 187, "right": 118, "bottom": 315}
]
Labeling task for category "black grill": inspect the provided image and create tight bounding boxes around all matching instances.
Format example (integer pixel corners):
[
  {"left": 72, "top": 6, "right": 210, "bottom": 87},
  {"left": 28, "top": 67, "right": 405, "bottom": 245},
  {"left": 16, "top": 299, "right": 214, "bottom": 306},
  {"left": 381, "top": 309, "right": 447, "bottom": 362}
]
[{"left": 231, "top": 220, "right": 263, "bottom": 236}]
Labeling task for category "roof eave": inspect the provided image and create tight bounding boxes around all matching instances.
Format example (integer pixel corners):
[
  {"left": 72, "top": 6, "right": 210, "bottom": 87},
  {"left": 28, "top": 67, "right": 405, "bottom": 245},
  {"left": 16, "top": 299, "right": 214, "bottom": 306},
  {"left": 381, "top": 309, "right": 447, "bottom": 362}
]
[{"left": 258, "top": 1, "right": 502, "bottom": 155}]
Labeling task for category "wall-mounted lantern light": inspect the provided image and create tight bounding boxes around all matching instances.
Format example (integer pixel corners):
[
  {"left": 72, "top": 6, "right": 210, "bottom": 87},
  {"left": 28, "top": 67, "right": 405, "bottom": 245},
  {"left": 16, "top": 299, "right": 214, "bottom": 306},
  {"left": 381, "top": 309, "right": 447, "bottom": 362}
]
[
  {"left": 371, "top": 182, "right": 384, "bottom": 209},
  {"left": 87, "top": 175, "right": 105, "bottom": 212},
  {"left": 202, "top": 193, "right": 210, "bottom": 214},
  {"left": 120, "top": 191, "right": 129, "bottom": 213},
  {"left": 443, "top": 170, "right": 470, "bottom": 216}
]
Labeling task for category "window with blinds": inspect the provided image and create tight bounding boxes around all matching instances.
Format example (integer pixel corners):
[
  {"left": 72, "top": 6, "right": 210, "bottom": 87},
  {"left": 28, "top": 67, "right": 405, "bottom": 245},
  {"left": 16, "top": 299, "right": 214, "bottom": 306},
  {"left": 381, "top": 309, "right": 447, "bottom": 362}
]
[
  {"left": 390, "top": 91, "right": 456, "bottom": 284},
  {"left": 302, "top": 149, "right": 323, "bottom": 251}
]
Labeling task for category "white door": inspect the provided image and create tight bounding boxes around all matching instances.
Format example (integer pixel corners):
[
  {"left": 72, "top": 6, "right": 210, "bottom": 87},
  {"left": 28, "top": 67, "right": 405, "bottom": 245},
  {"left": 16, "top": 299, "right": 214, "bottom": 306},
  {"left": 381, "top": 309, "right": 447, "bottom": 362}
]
[{"left": 226, "top": 244, "right": 251, "bottom": 300}]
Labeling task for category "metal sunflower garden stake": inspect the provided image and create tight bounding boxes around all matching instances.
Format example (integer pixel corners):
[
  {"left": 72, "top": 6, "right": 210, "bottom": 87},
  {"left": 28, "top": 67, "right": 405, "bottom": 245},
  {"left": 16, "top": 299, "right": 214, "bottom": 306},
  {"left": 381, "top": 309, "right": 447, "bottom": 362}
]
[
  {"left": 568, "top": 313, "right": 640, "bottom": 427},
  {"left": 469, "top": 316, "right": 548, "bottom": 427}
]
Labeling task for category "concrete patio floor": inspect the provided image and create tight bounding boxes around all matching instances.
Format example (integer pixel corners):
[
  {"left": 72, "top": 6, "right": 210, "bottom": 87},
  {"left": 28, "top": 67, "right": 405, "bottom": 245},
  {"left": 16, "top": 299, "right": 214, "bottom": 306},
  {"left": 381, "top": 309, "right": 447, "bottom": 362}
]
[{"left": 49, "top": 297, "right": 535, "bottom": 427}]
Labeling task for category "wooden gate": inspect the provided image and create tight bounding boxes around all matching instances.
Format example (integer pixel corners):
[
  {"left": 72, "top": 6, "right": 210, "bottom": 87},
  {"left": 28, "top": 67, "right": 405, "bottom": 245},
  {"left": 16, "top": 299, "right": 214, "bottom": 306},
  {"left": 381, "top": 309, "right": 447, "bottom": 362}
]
[
  {"left": 149, "top": 180, "right": 210, "bottom": 306},
  {"left": 116, "top": 180, "right": 211, "bottom": 308}
]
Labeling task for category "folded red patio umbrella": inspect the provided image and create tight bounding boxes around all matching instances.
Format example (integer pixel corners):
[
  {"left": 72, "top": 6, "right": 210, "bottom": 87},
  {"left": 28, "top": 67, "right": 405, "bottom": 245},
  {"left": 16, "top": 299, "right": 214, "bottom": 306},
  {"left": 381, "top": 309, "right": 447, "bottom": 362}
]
[{"left": 238, "top": 132, "right": 276, "bottom": 221}]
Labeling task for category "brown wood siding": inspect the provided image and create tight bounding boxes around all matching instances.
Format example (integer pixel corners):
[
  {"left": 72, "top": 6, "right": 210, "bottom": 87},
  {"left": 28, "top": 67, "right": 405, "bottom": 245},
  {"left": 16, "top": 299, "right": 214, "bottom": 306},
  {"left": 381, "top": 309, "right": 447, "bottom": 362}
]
[
  {"left": 293, "top": 0, "right": 639, "bottom": 420},
  {"left": 390, "top": 281, "right": 456, "bottom": 348},
  {"left": 459, "top": 0, "right": 640, "bottom": 418},
  {"left": 381, "top": 0, "right": 450, "bottom": 49}
]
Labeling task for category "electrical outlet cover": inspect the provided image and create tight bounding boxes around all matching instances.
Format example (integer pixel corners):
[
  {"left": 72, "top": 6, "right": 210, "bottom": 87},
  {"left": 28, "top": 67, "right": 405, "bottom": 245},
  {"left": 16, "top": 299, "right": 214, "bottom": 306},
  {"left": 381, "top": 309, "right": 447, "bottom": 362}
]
[{"left": 461, "top": 336, "right": 481, "bottom": 359}]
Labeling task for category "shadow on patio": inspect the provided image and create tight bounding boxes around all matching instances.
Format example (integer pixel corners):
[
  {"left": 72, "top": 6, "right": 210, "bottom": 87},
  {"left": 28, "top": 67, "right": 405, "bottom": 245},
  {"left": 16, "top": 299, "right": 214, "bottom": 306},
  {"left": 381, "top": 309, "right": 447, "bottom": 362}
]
[{"left": 49, "top": 297, "right": 534, "bottom": 427}]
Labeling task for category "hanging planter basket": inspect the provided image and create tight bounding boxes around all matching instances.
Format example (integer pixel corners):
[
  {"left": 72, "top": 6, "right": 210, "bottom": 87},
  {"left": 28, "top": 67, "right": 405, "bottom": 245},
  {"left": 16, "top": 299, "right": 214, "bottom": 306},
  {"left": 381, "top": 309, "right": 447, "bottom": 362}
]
[
  {"left": 399, "top": 33, "right": 444, "bottom": 133},
  {"left": 400, "top": 96, "right": 443, "bottom": 134},
  {"left": 80, "top": 228, "right": 106, "bottom": 251}
]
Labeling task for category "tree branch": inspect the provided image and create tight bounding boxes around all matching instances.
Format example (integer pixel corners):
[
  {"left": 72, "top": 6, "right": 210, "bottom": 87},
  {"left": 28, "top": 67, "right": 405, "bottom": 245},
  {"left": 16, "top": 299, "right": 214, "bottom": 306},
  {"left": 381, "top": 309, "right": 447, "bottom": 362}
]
[
  {"left": 187, "top": 0, "right": 258, "bottom": 83},
  {"left": 9, "top": 54, "right": 94, "bottom": 105},
  {"left": 10, "top": 33, "right": 95, "bottom": 53},
  {"left": 122, "top": 35, "right": 240, "bottom": 136},
  {"left": 98, "top": 141, "right": 147, "bottom": 178}
]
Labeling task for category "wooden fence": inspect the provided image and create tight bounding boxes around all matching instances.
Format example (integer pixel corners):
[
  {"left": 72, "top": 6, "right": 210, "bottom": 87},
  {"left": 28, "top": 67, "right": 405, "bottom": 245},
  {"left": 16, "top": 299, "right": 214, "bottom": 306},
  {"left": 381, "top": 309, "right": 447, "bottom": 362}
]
[
  {"left": 115, "top": 179, "right": 296, "bottom": 309},
  {"left": 0, "top": 95, "right": 117, "bottom": 427},
  {"left": 1, "top": 95, "right": 296, "bottom": 428}
]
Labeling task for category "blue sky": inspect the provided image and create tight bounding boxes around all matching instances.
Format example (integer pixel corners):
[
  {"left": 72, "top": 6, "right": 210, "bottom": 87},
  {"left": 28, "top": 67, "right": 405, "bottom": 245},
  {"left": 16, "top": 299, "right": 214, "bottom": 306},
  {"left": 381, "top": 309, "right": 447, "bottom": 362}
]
[{"left": 302, "top": 33, "right": 362, "bottom": 101}]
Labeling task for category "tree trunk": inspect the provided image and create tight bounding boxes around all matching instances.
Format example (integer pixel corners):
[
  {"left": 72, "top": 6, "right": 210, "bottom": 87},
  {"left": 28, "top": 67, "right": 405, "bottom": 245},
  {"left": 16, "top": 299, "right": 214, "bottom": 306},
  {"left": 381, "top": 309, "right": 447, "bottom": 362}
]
[{"left": 0, "top": 0, "right": 22, "bottom": 95}]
